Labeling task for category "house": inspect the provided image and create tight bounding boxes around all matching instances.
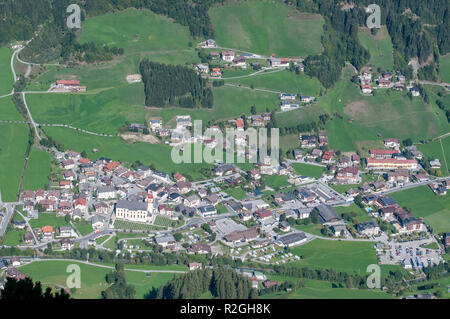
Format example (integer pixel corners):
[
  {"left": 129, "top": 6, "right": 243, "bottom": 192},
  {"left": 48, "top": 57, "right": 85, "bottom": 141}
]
[
  {"left": 279, "top": 221, "right": 291, "bottom": 232},
  {"left": 11, "top": 257, "right": 21, "bottom": 267},
  {"left": 294, "top": 149, "right": 303, "bottom": 160},
  {"left": 232, "top": 55, "right": 247, "bottom": 68},
  {"left": 94, "top": 202, "right": 109, "bottom": 214},
  {"left": 196, "top": 63, "right": 209, "bottom": 74},
  {"left": 377, "top": 78, "right": 391, "bottom": 87},
  {"left": 387, "top": 169, "right": 410, "bottom": 183},
  {"left": 369, "top": 149, "right": 398, "bottom": 159},
  {"left": 322, "top": 151, "right": 334, "bottom": 163},
  {"left": 356, "top": 221, "right": 380, "bottom": 236},
  {"left": 335, "top": 166, "right": 359, "bottom": 184},
  {"left": 366, "top": 158, "right": 418, "bottom": 170},
  {"left": 74, "top": 198, "right": 87, "bottom": 213},
  {"left": 300, "top": 134, "right": 317, "bottom": 148},
  {"left": 280, "top": 93, "right": 296, "bottom": 101},
  {"left": 371, "top": 180, "right": 386, "bottom": 191},
  {"left": 176, "top": 181, "right": 192, "bottom": 194},
  {"left": 12, "top": 220, "right": 26, "bottom": 230},
  {"left": 263, "top": 281, "right": 279, "bottom": 289},
  {"left": 97, "top": 186, "right": 117, "bottom": 199},
  {"left": 280, "top": 100, "right": 299, "bottom": 111},
  {"left": 92, "top": 215, "right": 106, "bottom": 229},
  {"left": 60, "top": 238, "right": 74, "bottom": 250},
  {"left": 296, "top": 187, "right": 315, "bottom": 203},
  {"left": 314, "top": 205, "right": 341, "bottom": 224},
  {"left": 61, "top": 159, "right": 75, "bottom": 169},
  {"left": 278, "top": 232, "right": 307, "bottom": 247},
  {"left": 330, "top": 224, "right": 347, "bottom": 237},
  {"left": 210, "top": 67, "right": 222, "bottom": 77},
  {"left": 155, "top": 235, "right": 176, "bottom": 248},
  {"left": 430, "top": 159, "right": 441, "bottom": 169},
  {"left": 187, "top": 243, "right": 211, "bottom": 254},
  {"left": 254, "top": 209, "right": 272, "bottom": 220},
  {"left": 318, "top": 132, "right": 328, "bottom": 146},
  {"left": 189, "top": 262, "right": 202, "bottom": 271},
  {"left": 198, "top": 205, "right": 217, "bottom": 217},
  {"left": 308, "top": 148, "right": 323, "bottom": 160},
  {"left": 58, "top": 226, "right": 72, "bottom": 238},
  {"left": 374, "top": 196, "right": 397, "bottom": 208},
  {"left": 224, "top": 227, "right": 259, "bottom": 245},
  {"left": 58, "top": 201, "right": 72, "bottom": 214},
  {"left": 41, "top": 225, "right": 54, "bottom": 239},
  {"left": 24, "top": 232, "right": 33, "bottom": 244},
  {"left": 410, "top": 86, "right": 420, "bottom": 97},
  {"left": 184, "top": 195, "right": 200, "bottom": 207},
  {"left": 384, "top": 138, "right": 400, "bottom": 149},
  {"left": 5, "top": 267, "right": 25, "bottom": 280},
  {"left": 202, "top": 39, "right": 217, "bottom": 48},
  {"left": 214, "top": 163, "right": 236, "bottom": 176},
  {"left": 221, "top": 51, "right": 235, "bottom": 62},
  {"left": 299, "top": 95, "right": 315, "bottom": 103},
  {"left": 204, "top": 194, "right": 220, "bottom": 206},
  {"left": 173, "top": 173, "right": 186, "bottom": 183},
  {"left": 361, "top": 84, "right": 374, "bottom": 94},
  {"left": 268, "top": 57, "right": 289, "bottom": 67}
]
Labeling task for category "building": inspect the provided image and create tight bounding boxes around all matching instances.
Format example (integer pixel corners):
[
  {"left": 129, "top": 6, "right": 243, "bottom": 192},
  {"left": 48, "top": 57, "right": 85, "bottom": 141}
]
[
  {"left": 155, "top": 235, "right": 176, "bottom": 248},
  {"left": 356, "top": 221, "right": 380, "bottom": 236},
  {"left": 97, "top": 186, "right": 116, "bottom": 199},
  {"left": 115, "top": 199, "right": 153, "bottom": 223},
  {"left": 198, "top": 205, "right": 217, "bottom": 217},
  {"left": 384, "top": 138, "right": 400, "bottom": 149},
  {"left": 61, "top": 238, "right": 74, "bottom": 250},
  {"left": 221, "top": 51, "right": 235, "bottom": 62},
  {"left": 315, "top": 205, "right": 341, "bottom": 224},
  {"left": 224, "top": 227, "right": 259, "bottom": 245},
  {"left": 361, "top": 84, "right": 374, "bottom": 94},
  {"left": 187, "top": 243, "right": 211, "bottom": 254},
  {"left": 268, "top": 57, "right": 289, "bottom": 67},
  {"left": 369, "top": 149, "right": 398, "bottom": 159},
  {"left": 278, "top": 232, "right": 307, "bottom": 247},
  {"left": 335, "top": 166, "right": 359, "bottom": 184},
  {"left": 366, "top": 158, "right": 418, "bottom": 170},
  {"left": 189, "top": 262, "right": 202, "bottom": 271}
]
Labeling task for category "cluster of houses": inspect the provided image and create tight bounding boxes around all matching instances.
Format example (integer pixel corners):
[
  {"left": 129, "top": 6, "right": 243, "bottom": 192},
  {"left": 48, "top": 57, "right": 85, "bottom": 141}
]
[
  {"left": 359, "top": 69, "right": 420, "bottom": 96},
  {"left": 280, "top": 93, "right": 315, "bottom": 112},
  {"left": 365, "top": 140, "right": 418, "bottom": 171},
  {"left": 428, "top": 179, "right": 450, "bottom": 196}
]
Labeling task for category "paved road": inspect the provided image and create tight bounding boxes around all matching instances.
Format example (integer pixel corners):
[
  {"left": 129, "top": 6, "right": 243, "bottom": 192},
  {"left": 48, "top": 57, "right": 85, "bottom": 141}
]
[
  {"left": 21, "top": 92, "right": 41, "bottom": 140},
  {"left": 417, "top": 80, "right": 450, "bottom": 89}
]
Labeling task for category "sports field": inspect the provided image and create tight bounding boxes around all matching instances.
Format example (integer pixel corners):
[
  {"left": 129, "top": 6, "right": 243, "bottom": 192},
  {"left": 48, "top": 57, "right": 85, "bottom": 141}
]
[
  {"left": 289, "top": 238, "right": 378, "bottom": 274},
  {"left": 0, "top": 47, "right": 13, "bottom": 96},
  {"left": 291, "top": 163, "right": 324, "bottom": 178},
  {"left": 209, "top": 1, "right": 324, "bottom": 57},
  {"left": 390, "top": 186, "right": 450, "bottom": 234},
  {"left": 358, "top": 26, "right": 394, "bottom": 71},
  {"left": 0, "top": 124, "right": 28, "bottom": 202},
  {"left": 22, "top": 147, "right": 52, "bottom": 191},
  {"left": 19, "top": 260, "right": 178, "bottom": 299}
]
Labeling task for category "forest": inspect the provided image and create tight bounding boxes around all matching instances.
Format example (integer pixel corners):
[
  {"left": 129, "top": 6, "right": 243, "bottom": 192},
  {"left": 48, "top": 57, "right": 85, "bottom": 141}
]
[
  {"left": 140, "top": 59, "right": 213, "bottom": 108},
  {"left": 145, "top": 268, "right": 257, "bottom": 299}
]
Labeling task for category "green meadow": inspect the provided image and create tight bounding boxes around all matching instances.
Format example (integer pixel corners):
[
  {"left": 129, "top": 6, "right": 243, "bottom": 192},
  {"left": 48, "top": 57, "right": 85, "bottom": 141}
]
[
  {"left": 0, "top": 47, "right": 13, "bottom": 96},
  {"left": 292, "top": 163, "right": 324, "bottom": 178},
  {"left": 22, "top": 147, "right": 52, "bottom": 191},
  {"left": 209, "top": 0, "right": 324, "bottom": 57},
  {"left": 226, "top": 70, "right": 324, "bottom": 96},
  {"left": 418, "top": 136, "right": 450, "bottom": 176},
  {"left": 390, "top": 186, "right": 450, "bottom": 234},
  {"left": 2, "top": 229, "right": 27, "bottom": 246},
  {"left": 28, "top": 213, "right": 70, "bottom": 228},
  {"left": 358, "top": 26, "right": 394, "bottom": 71},
  {"left": 288, "top": 239, "right": 378, "bottom": 274},
  {"left": 19, "top": 260, "right": 178, "bottom": 299},
  {"left": 0, "top": 124, "right": 29, "bottom": 202},
  {"left": 0, "top": 97, "right": 23, "bottom": 121},
  {"left": 263, "top": 174, "right": 290, "bottom": 189}
]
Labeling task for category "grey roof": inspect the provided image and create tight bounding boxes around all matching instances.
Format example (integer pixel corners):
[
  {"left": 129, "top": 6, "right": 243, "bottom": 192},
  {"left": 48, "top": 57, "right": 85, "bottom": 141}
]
[
  {"left": 155, "top": 235, "right": 175, "bottom": 244},
  {"left": 279, "top": 232, "right": 306, "bottom": 245},
  {"left": 98, "top": 186, "right": 116, "bottom": 193},
  {"left": 116, "top": 199, "right": 147, "bottom": 211},
  {"left": 198, "top": 205, "right": 216, "bottom": 213},
  {"left": 316, "top": 205, "right": 341, "bottom": 223},
  {"left": 356, "top": 221, "right": 379, "bottom": 232}
]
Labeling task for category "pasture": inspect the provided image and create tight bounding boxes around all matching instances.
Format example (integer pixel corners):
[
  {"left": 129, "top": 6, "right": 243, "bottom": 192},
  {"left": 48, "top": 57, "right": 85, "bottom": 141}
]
[
  {"left": 0, "top": 47, "right": 13, "bottom": 96},
  {"left": 0, "top": 124, "right": 29, "bottom": 202},
  {"left": 289, "top": 238, "right": 378, "bottom": 274},
  {"left": 209, "top": 1, "right": 324, "bottom": 57},
  {"left": 358, "top": 26, "right": 394, "bottom": 71},
  {"left": 291, "top": 163, "right": 324, "bottom": 178},
  {"left": 22, "top": 147, "right": 52, "bottom": 191},
  {"left": 439, "top": 54, "right": 450, "bottom": 83}
]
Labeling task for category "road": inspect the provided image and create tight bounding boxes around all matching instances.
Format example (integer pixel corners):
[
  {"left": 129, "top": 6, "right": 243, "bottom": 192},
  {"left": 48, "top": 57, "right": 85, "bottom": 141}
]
[
  {"left": 374, "top": 177, "right": 447, "bottom": 196},
  {"left": 21, "top": 92, "right": 41, "bottom": 140}
]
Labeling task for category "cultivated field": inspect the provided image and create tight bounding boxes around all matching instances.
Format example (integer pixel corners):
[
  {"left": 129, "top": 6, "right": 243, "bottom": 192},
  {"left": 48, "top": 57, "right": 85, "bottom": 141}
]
[{"left": 209, "top": 1, "right": 324, "bottom": 57}]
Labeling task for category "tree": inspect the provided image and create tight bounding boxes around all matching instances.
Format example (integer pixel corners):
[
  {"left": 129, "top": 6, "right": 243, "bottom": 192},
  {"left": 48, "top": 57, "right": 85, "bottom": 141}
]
[
  {"left": 173, "top": 232, "right": 182, "bottom": 242},
  {"left": 1, "top": 277, "right": 70, "bottom": 300}
]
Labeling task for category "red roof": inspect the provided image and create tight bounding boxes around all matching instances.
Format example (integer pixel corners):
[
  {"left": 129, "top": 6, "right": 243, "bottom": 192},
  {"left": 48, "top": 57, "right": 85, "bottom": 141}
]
[
  {"left": 235, "top": 118, "right": 244, "bottom": 128},
  {"left": 369, "top": 149, "right": 397, "bottom": 155},
  {"left": 361, "top": 84, "right": 373, "bottom": 89},
  {"left": 366, "top": 158, "right": 417, "bottom": 164},
  {"left": 79, "top": 158, "right": 91, "bottom": 164},
  {"left": 322, "top": 151, "right": 334, "bottom": 160},
  {"left": 255, "top": 210, "right": 272, "bottom": 219},
  {"left": 57, "top": 80, "right": 80, "bottom": 86},
  {"left": 74, "top": 198, "right": 86, "bottom": 206}
]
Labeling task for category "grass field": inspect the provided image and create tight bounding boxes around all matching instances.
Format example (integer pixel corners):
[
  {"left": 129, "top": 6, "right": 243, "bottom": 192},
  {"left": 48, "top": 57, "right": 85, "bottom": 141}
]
[
  {"left": 28, "top": 213, "right": 70, "bottom": 229},
  {"left": 114, "top": 219, "right": 161, "bottom": 231},
  {"left": 264, "top": 174, "right": 290, "bottom": 189},
  {"left": 2, "top": 229, "right": 26, "bottom": 246},
  {"left": 292, "top": 162, "right": 324, "bottom": 178},
  {"left": 358, "top": 26, "right": 394, "bottom": 71},
  {"left": 19, "top": 260, "right": 178, "bottom": 299},
  {"left": 418, "top": 136, "right": 450, "bottom": 176},
  {"left": 226, "top": 70, "right": 324, "bottom": 96},
  {"left": 95, "top": 235, "right": 110, "bottom": 245},
  {"left": 41, "top": 127, "right": 212, "bottom": 180},
  {"left": 225, "top": 187, "right": 247, "bottom": 200},
  {"left": 0, "top": 97, "right": 23, "bottom": 121},
  {"left": 439, "top": 54, "right": 450, "bottom": 83},
  {"left": 34, "top": 8, "right": 198, "bottom": 92},
  {"left": 261, "top": 278, "right": 394, "bottom": 299},
  {"left": 292, "top": 223, "right": 323, "bottom": 236},
  {"left": 0, "top": 124, "right": 29, "bottom": 202},
  {"left": 153, "top": 215, "right": 176, "bottom": 228},
  {"left": 22, "top": 147, "right": 52, "bottom": 191},
  {"left": 209, "top": 1, "right": 324, "bottom": 57},
  {"left": 73, "top": 220, "right": 93, "bottom": 236},
  {"left": 0, "top": 47, "right": 13, "bottom": 96},
  {"left": 289, "top": 238, "right": 378, "bottom": 274},
  {"left": 390, "top": 186, "right": 450, "bottom": 234}
]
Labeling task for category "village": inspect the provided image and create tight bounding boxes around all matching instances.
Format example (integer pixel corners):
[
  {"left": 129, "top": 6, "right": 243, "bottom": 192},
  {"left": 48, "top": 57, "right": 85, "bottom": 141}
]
[{"left": 0, "top": 122, "right": 448, "bottom": 289}]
